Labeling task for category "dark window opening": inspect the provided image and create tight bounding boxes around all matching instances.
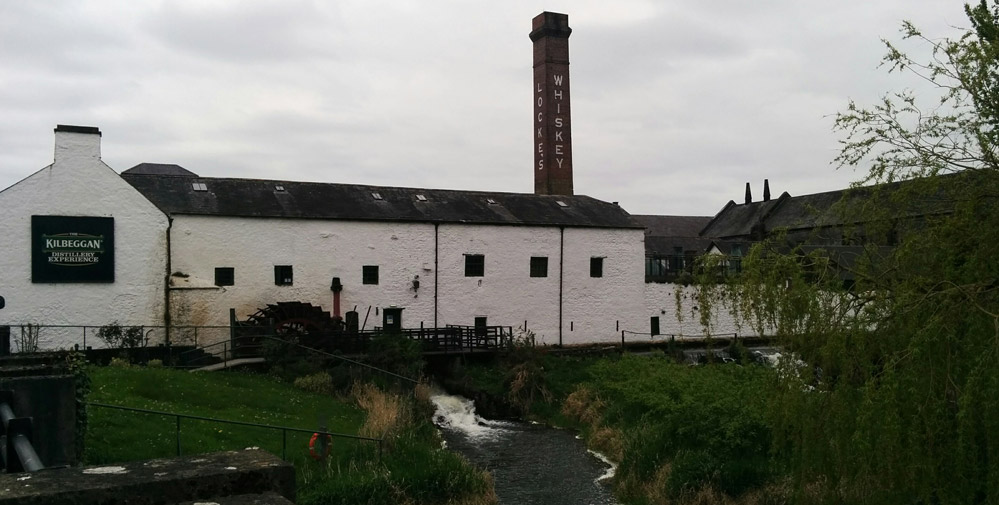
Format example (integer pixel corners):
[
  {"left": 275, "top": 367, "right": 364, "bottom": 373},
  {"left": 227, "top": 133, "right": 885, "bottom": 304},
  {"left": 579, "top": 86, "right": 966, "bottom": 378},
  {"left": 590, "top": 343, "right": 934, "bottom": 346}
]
[
  {"left": 651, "top": 316, "right": 660, "bottom": 336},
  {"left": 530, "top": 256, "right": 548, "bottom": 277},
  {"left": 646, "top": 257, "right": 667, "bottom": 278},
  {"left": 215, "top": 267, "right": 234, "bottom": 286},
  {"left": 590, "top": 257, "right": 604, "bottom": 278},
  {"left": 274, "top": 265, "right": 293, "bottom": 285},
  {"left": 474, "top": 316, "right": 487, "bottom": 337},
  {"left": 465, "top": 254, "right": 484, "bottom": 277},
  {"left": 671, "top": 247, "right": 685, "bottom": 271},
  {"left": 362, "top": 265, "right": 379, "bottom": 285}
]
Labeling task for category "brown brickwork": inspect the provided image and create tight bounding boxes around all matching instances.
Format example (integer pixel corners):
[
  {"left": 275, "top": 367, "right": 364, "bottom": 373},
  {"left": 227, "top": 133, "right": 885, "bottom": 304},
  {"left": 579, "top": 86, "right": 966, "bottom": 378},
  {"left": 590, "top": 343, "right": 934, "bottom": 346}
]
[{"left": 530, "top": 12, "right": 573, "bottom": 196}]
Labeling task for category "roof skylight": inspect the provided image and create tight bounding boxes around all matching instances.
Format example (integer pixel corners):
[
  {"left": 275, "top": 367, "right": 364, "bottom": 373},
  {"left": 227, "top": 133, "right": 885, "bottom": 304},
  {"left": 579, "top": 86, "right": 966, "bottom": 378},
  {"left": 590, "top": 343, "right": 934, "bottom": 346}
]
[
  {"left": 556, "top": 200, "right": 568, "bottom": 207},
  {"left": 371, "top": 192, "right": 383, "bottom": 200},
  {"left": 416, "top": 194, "right": 427, "bottom": 202},
  {"left": 192, "top": 182, "right": 208, "bottom": 191},
  {"left": 486, "top": 198, "right": 498, "bottom": 205}
]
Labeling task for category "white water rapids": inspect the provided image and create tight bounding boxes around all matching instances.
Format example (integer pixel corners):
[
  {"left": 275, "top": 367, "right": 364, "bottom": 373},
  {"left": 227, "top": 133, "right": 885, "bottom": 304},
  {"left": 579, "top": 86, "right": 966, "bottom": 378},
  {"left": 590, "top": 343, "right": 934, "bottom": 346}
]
[{"left": 430, "top": 391, "right": 619, "bottom": 505}]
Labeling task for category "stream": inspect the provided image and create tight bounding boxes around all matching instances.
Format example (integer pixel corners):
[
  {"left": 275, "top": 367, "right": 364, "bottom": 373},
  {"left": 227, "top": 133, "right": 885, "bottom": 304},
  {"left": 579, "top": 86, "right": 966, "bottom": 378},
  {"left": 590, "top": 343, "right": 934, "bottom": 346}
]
[{"left": 431, "top": 393, "right": 620, "bottom": 505}]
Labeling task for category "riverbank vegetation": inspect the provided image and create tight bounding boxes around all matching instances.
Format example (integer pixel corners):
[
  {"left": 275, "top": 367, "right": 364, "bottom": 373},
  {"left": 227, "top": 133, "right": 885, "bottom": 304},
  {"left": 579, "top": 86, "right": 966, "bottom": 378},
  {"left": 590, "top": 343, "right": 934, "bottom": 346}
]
[
  {"left": 453, "top": 348, "right": 786, "bottom": 504},
  {"left": 85, "top": 364, "right": 496, "bottom": 505},
  {"left": 690, "top": 2, "right": 999, "bottom": 503},
  {"left": 454, "top": 7, "right": 999, "bottom": 502}
]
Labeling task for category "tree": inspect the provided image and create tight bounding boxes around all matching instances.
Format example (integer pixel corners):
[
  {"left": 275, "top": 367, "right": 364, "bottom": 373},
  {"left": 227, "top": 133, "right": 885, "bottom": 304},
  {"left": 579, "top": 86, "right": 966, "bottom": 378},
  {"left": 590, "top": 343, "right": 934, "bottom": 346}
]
[{"left": 697, "top": 3, "right": 999, "bottom": 503}]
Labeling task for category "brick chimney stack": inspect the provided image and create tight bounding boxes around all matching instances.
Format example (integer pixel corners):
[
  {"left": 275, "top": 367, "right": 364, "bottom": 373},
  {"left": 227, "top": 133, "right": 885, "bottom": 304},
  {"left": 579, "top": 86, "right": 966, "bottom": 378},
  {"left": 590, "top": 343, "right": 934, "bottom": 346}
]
[{"left": 531, "top": 12, "right": 573, "bottom": 195}]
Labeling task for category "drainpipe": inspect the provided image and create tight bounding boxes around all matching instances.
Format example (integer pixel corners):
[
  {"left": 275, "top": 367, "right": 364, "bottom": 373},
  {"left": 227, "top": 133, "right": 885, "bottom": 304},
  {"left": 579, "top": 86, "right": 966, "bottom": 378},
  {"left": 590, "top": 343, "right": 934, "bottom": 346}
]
[
  {"left": 164, "top": 217, "right": 173, "bottom": 346},
  {"left": 559, "top": 226, "right": 564, "bottom": 346},
  {"left": 434, "top": 222, "right": 439, "bottom": 330},
  {"left": 330, "top": 277, "right": 343, "bottom": 317}
]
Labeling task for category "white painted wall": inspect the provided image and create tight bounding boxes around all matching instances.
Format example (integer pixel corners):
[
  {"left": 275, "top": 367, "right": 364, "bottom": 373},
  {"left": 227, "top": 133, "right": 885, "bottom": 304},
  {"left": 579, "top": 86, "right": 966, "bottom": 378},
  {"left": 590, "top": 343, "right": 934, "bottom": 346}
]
[
  {"left": 0, "top": 130, "right": 169, "bottom": 349},
  {"left": 561, "top": 227, "right": 647, "bottom": 344},
  {"left": 168, "top": 215, "right": 647, "bottom": 346},
  {"left": 168, "top": 216, "right": 437, "bottom": 345},
  {"left": 643, "top": 282, "right": 755, "bottom": 339}
]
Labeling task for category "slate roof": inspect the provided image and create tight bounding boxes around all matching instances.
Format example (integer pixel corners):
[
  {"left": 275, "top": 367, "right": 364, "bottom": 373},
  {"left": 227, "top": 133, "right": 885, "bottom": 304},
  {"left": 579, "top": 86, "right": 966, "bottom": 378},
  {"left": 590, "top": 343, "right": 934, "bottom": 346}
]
[
  {"left": 700, "top": 174, "right": 967, "bottom": 241},
  {"left": 632, "top": 215, "right": 714, "bottom": 255},
  {"left": 122, "top": 163, "right": 200, "bottom": 177},
  {"left": 699, "top": 193, "right": 790, "bottom": 240},
  {"left": 632, "top": 215, "right": 712, "bottom": 238},
  {"left": 120, "top": 172, "right": 643, "bottom": 229}
]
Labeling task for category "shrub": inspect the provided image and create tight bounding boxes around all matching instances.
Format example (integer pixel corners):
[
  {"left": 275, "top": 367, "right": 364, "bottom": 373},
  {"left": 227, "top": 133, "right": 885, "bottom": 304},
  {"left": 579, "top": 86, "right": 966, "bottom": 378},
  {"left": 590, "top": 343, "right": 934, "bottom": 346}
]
[
  {"left": 294, "top": 372, "right": 335, "bottom": 396},
  {"left": 96, "top": 321, "right": 145, "bottom": 356},
  {"left": 108, "top": 357, "right": 132, "bottom": 368},
  {"left": 146, "top": 359, "right": 163, "bottom": 368},
  {"left": 17, "top": 324, "right": 41, "bottom": 353},
  {"left": 365, "top": 334, "right": 423, "bottom": 383},
  {"left": 502, "top": 329, "right": 552, "bottom": 413}
]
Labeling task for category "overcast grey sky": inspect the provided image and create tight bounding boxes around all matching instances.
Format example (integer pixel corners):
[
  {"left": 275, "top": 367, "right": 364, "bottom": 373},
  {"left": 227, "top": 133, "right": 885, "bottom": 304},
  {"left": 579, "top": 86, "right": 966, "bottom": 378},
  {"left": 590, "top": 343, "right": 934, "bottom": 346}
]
[{"left": 0, "top": 1, "right": 972, "bottom": 215}]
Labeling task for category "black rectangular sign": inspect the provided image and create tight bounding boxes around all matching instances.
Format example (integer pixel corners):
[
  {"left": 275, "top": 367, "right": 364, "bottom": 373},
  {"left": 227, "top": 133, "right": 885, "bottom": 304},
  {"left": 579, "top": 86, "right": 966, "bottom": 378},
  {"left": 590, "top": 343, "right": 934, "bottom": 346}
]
[{"left": 32, "top": 215, "right": 115, "bottom": 283}]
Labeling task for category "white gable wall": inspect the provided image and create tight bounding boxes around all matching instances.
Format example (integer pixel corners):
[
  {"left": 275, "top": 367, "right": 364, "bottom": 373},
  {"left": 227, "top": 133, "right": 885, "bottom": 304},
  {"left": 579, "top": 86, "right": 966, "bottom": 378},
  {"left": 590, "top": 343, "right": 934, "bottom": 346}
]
[{"left": 0, "top": 129, "right": 169, "bottom": 348}]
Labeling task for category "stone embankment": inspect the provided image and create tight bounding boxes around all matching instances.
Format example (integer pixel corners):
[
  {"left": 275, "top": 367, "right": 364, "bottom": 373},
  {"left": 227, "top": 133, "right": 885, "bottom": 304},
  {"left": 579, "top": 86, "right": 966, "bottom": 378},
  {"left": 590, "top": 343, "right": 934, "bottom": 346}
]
[{"left": 0, "top": 449, "right": 294, "bottom": 505}]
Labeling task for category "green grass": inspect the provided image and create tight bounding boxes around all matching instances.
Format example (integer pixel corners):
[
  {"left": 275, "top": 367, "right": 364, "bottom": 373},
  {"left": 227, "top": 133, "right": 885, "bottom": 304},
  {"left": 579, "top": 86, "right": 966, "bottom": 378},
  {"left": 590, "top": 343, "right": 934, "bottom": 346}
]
[
  {"left": 85, "top": 365, "right": 496, "bottom": 505},
  {"left": 86, "top": 366, "right": 367, "bottom": 464}
]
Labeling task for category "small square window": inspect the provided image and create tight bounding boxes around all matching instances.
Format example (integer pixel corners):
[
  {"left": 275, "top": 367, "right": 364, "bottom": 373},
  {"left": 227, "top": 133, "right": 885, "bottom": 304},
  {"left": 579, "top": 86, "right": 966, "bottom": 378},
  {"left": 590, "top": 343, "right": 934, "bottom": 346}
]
[
  {"left": 274, "top": 265, "right": 293, "bottom": 285},
  {"left": 363, "top": 265, "right": 379, "bottom": 285},
  {"left": 192, "top": 182, "right": 208, "bottom": 191},
  {"left": 215, "top": 267, "right": 234, "bottom": 286},
  {"left": 530, "top": 256, "right": 548, "bottom": 277},
  {"left": 590, "top": 257, "right": 604, "bottom": 278},
  {"left": 465, "top": 254, "right": 484, "bottom": 277}
]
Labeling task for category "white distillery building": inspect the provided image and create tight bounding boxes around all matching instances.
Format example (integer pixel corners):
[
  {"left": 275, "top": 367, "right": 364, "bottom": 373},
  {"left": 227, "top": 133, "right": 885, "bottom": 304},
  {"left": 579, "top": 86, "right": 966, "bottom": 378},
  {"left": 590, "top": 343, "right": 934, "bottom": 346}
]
[
  {"left": 0, "top": 13, "right": 750, "bottom": 350},
  {"left": 0, "top": 126, "right": 648, "bottom": 349}
]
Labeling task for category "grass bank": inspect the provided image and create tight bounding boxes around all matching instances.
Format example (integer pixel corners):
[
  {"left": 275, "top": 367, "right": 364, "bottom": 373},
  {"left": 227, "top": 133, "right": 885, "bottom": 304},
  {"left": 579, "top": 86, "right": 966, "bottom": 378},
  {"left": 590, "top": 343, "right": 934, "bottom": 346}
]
[
  {"left": 86, "top": 364, "right": 496, "bottom": 505},
  {"left": 454, "top": 349, "right": 787, "bottom": 505}
]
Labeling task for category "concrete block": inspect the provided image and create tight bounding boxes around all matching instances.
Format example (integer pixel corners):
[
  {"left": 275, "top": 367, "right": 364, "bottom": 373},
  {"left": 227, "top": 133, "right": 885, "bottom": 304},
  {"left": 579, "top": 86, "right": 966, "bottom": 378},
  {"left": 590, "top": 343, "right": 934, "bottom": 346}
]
[{"left": 0, "top": 449, "right": 294, "bottom": 505}]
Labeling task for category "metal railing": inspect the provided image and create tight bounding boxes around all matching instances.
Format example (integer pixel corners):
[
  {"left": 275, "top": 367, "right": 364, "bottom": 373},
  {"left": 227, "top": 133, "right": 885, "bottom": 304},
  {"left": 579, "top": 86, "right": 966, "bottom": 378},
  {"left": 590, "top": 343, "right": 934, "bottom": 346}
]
[
  {"left": 0, "top": 391, "right": 43, "bottom": 473},
  {"left": 0, "top": 322, "right": 517, "bottom": 355},
  {"left": 87, "top": 402, "right": 384, "bottom": 461},
  {"left": 0, "top": 323, "right": 231, "bottom": 353}
]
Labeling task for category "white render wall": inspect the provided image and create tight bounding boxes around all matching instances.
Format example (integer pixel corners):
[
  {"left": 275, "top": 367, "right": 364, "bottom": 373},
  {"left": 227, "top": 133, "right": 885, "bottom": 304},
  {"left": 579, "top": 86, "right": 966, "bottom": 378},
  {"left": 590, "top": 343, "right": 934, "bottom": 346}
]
[
  {"left": 643, "top": 282, "right": 755, "bottom": 338},
  {"left": 168, "top": 215, "right": 647, "bottom": 346},
  {"left": 0, "top": 130, "right": 169, "bottom": 349}
]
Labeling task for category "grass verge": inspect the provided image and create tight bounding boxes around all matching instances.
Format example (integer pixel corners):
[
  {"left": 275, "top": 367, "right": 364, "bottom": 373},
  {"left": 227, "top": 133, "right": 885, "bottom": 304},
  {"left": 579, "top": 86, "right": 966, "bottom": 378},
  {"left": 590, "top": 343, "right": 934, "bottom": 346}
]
[{"left": 86, "top": 365, "right": 496, "bottom": 505}]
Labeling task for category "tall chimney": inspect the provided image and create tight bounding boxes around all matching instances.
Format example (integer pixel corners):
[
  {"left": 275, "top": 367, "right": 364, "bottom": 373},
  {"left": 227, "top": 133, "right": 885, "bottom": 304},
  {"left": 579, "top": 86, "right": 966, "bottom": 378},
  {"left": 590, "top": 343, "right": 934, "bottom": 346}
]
[
  {"left": 763, "top": 179, "right": 771, "bottom": 201},
  {"left": 54, "top": 125, "right": 101, "bottom": 164},
  {"left": 744, "top": 182, "right": 752, "bottom": 204},
  {"left": 531, "top": 12, "right": 573, "bottom": 195}
]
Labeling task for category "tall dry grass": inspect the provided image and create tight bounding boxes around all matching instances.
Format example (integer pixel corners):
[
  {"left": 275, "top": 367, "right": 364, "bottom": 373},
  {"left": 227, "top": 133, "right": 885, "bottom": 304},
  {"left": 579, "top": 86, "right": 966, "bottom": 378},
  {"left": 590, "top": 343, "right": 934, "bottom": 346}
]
[
  {"left": 352, "top": 382, "right": 408, "bottom": 439},
  {"left": 562, "top": 386, "right": 624, "bottom": 461}
]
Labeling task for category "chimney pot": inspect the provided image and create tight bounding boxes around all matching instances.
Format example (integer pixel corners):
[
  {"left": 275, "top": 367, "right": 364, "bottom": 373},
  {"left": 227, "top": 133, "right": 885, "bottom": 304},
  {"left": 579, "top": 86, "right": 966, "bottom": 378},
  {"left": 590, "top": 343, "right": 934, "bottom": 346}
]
[
  {"left": 744, "top": 182, "right": 752, "bottom": 204},
  {"left": 763, "top": 179, "right": 771, "bottom": 202}
]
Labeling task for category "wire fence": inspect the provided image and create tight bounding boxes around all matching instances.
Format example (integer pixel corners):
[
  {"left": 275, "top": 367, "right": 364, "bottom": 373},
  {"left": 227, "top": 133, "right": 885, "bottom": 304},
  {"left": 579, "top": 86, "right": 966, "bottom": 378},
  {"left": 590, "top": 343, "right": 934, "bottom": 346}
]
[{"left": 87, "top": 402, "right": 384, "bottom": 462}]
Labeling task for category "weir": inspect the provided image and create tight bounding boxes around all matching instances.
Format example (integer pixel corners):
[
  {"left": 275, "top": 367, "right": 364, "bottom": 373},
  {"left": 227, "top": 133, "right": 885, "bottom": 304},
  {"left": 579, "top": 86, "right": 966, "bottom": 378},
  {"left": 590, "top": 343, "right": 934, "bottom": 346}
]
[{"left": 430, "top": 391, "right": 619, "bottom": 505}]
